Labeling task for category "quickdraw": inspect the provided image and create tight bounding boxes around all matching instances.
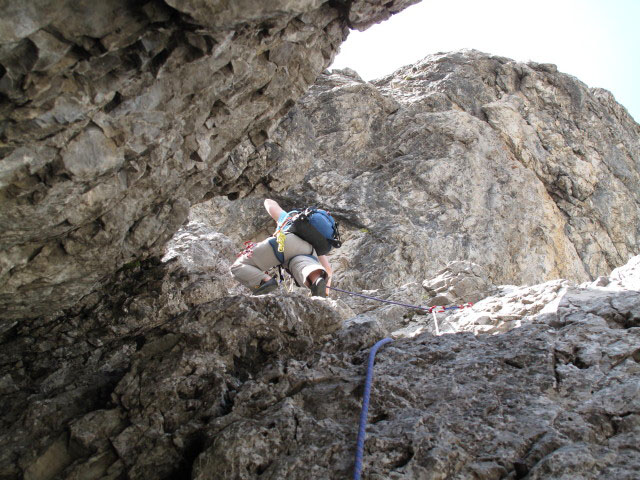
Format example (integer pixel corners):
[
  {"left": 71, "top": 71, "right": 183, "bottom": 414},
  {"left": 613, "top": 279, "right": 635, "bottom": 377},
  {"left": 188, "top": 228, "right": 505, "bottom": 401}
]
[
  {"left": 428, "top": 302, "right": 474, "bottom": 313},
  {"left": 276, "top": 230, "right": 286, "bottom": 252},
  {"left": 236, "top": 241, "right": 257, "bottom": 258}
]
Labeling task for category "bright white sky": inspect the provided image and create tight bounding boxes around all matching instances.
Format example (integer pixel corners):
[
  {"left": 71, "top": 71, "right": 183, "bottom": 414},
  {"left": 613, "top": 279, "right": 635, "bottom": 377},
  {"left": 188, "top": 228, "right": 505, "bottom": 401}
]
[{"left": 330, "top": 0, "right": 639, "bottom": 122}]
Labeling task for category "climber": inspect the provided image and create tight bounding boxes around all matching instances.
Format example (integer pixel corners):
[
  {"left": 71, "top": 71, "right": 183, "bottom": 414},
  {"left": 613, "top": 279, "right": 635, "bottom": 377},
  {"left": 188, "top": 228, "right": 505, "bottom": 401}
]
[{"left": 230, "top": 199, "right": 340, "bottom": 297}]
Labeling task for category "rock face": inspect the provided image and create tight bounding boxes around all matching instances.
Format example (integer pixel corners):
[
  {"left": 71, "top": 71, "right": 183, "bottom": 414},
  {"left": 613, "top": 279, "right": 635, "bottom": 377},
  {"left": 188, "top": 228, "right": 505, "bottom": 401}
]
[
  {"left": 2, "top": 28, "right": 640, "bottom": 480},
  {"left": 198, "top": 256, "right": 640, "bottom": 480},
  {"left": 0, "top": 216, "right": 352, "bottom": 479},
  {"left": 192, "top": 260, "right": 640, "bottom": 480},
  {"left": 201, "top": 50, "right": 639, "bottom": 296},
  {"left": 0, "top": 0, "right": 419, "bottom": 325},
  {"left": 2, "top": 209, "right": 638, "bottom": 478}
]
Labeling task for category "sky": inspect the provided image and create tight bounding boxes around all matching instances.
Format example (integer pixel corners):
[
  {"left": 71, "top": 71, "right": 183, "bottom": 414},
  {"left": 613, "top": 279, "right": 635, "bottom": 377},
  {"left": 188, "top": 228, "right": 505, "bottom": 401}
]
[{"left": 330, "top": 0, "right": 639, "bottom": 122}]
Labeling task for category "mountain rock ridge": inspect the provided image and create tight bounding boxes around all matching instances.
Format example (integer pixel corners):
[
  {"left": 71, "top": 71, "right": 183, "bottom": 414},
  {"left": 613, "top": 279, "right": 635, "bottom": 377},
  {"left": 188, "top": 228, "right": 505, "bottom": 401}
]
[{"left": 1, "top": 14, "right": 639, "bottom": 480}]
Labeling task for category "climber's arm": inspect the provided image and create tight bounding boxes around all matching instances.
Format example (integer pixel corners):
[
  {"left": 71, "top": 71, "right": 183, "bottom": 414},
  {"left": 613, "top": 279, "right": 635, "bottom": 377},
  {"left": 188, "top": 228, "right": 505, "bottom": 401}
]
[{"left": 264, "top": 199, "right": 285, "bottom": 222}]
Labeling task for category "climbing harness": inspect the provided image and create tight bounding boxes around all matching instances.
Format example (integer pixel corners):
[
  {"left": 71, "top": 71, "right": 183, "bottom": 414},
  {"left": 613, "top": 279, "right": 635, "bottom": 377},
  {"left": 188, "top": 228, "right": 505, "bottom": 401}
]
[
  {"left": 354, "top": 337, "right": 393, "bottom": 480},
  {"left": 327, "top": 285, "right": 473, "bottom": 314}
]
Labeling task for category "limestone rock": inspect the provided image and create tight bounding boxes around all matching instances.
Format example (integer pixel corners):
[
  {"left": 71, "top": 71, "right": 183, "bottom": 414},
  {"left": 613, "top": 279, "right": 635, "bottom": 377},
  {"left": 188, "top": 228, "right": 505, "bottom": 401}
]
[
  {"left": 0, "top": 218, "right": 348, "bottom": 478},
  {"left": 2, "top": 24, "right": 640, "bottom": 480},
  {"left": 422, "top": 260, "right": 496, "bottom": 305},
  {"left": 188, "top": 255, "right": 640, "bottom": 479},
  {"left": 1, "top": 225, "right": 638, "bottom": 478},
  {"left": 0, "top": 0, "right": 415, "bottom": 324},
  {"left": 598, "top": 255, "right": 640, "bottom": 291},
  {"left": 348, "top": 0, "right": 422, "bottom": 30},
  {"left": 202, "top": 50, "right": 639, "bottom": 303}
]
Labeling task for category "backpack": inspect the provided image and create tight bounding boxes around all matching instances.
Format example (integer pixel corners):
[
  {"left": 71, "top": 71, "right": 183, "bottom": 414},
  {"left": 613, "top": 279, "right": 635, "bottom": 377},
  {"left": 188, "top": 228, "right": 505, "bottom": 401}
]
[{"left": 281, "top": 207, "right": 342, "bottom": 255}]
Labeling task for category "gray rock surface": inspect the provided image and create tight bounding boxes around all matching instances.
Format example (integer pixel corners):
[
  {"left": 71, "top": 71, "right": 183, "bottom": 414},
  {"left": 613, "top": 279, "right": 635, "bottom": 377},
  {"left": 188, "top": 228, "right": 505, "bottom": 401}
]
[
  {"left": 422, "top": 260, "right": 496, "bottom": 305},
  {"left": 0, "top": 0, "right": 417, "bottom": 325},
  {"left": 1, "top": 214, "right": 638, "bottom": 478},
  {"left": 189, "top": 254, "right": 640, "bottom": 480},
  {"left": 0, "top": 217, "right": 348, "bottom": 479},
  {"left": 199, "top": 50, "right": 639, "bottom": 302},
  {"left": 2, "top": 26, "right": 640, "bottom": 480},
  {"left": 0, "top": 208, "right": 640, "bottom": 479}
]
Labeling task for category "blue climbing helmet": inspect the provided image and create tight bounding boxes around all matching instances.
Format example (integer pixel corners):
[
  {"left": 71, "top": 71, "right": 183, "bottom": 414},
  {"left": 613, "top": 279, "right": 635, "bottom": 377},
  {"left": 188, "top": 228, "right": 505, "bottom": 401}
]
[{"left": 281, "top": 207, "right": 342, "bottom": 255}]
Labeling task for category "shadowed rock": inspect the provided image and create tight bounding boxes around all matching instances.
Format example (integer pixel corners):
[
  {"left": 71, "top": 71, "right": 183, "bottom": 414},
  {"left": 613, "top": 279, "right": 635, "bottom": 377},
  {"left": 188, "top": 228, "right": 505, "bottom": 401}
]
[
  {"left": 0, "top": 0, "right": 419, "bottom": 326},
  {"left": 1, "top": 10, "right": 639, "bottom": 479}
]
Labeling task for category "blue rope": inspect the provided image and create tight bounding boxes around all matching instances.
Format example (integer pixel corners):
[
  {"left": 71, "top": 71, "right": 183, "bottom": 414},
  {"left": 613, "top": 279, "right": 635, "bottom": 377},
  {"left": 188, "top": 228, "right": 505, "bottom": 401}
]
[
  {"left": 354, "top": 337, "right": 393, "bottom": 480},
  {"left": 325, "top": 285, "right": 473, "bottom": 476}
]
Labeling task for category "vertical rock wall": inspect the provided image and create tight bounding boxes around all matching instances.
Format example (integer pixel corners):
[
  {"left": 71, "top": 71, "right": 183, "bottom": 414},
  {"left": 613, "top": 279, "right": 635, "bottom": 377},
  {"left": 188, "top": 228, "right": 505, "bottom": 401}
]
[
  {"left": 1, "top": 4, "right": 639, "bottom": 479},
  {"left": 0, "top": 0, "right": 419, "bottom": 326},
  {"left": 198, "top": 51, "right": 640, "bottom": 291}
]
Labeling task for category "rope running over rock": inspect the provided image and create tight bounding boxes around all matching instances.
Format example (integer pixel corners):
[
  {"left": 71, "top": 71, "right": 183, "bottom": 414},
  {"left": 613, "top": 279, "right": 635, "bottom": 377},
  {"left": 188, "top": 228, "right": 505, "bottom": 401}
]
[
  {"left": 353, "top": 337, "right": 393, "bottom": 480},
  {"left": 330, "top": 285, "right": 474, "bottom": 478}
]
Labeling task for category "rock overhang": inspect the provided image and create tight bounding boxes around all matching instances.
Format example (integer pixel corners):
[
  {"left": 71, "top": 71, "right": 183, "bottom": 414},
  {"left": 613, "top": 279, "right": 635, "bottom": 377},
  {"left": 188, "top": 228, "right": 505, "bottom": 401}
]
[{"left": 0, "top": 0, "right": 421, "bottom": 325}]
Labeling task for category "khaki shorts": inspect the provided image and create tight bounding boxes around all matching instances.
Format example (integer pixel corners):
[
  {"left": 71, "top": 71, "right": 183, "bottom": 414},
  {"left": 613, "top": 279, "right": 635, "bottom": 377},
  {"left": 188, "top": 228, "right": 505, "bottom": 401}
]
[{"left": 230, "top": 233, "right": 326, "bottom": 289}]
